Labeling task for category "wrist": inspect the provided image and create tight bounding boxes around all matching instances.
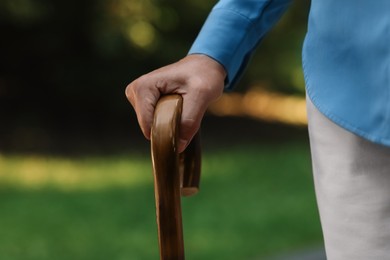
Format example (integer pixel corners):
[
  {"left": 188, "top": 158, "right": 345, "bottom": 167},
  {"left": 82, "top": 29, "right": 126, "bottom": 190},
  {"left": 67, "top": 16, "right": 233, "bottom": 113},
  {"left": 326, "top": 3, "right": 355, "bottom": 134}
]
[{"left": 185, "top": 54, "right": 227, "bottom": 81}]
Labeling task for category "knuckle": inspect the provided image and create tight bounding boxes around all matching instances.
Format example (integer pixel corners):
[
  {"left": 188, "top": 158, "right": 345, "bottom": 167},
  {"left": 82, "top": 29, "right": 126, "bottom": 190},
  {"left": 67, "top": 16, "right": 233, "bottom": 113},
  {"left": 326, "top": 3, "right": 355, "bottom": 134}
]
[
  {"left": 125, "top": 80, "right": 138, "bottom": 100},
  {"left": 126, "top": 75, "right": 148, "bottom": 94}
]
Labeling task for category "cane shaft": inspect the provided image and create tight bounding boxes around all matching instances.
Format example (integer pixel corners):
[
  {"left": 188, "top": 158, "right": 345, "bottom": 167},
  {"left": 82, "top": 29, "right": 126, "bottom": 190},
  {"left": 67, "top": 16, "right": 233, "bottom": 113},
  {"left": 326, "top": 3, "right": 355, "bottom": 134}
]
[
  {"left": 151, "top": 95, "right": 184, "bottom": 259},
  {"left": 151, "top": 94, "right": 201, "bottom": 260}
]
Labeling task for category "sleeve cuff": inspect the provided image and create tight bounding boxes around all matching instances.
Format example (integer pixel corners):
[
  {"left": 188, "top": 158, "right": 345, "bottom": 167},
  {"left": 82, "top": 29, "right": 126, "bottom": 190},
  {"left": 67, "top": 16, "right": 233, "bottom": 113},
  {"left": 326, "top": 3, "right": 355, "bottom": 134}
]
[
  {"left": 188, "top": 1, "right": 292, "bottom": 90},
  {"left": 188, "top": 8, "right": 256, "bottom": 90}
]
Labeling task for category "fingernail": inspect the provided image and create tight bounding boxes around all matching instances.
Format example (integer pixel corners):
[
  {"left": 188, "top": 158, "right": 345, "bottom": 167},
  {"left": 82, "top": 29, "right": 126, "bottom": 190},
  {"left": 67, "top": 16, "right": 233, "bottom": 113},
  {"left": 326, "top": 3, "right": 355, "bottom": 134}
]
[{"left": 178, "top": 139, "right": 187, "bottom": 153}]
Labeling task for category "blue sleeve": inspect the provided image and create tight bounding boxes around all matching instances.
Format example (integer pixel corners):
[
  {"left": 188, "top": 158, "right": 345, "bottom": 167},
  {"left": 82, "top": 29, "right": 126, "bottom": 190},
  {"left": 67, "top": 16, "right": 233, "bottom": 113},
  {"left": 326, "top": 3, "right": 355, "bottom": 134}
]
[{"left": 188, "top": 0, "right": 292, "bottom": 90}]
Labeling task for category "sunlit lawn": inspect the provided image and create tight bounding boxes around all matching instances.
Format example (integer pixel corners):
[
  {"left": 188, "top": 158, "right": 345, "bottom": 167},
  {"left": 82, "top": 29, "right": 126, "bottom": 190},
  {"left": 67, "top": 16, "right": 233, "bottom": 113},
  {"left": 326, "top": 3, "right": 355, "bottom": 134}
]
[{"left": 0, "top": 142, "right": 322, "bottom": 259}]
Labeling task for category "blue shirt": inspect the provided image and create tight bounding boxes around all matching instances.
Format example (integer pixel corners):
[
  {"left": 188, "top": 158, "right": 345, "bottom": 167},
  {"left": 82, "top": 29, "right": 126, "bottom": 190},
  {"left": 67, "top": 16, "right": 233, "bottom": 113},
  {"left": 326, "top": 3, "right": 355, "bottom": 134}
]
[{"left": 189, "top": 0, "right": 390, "bottom": 147}]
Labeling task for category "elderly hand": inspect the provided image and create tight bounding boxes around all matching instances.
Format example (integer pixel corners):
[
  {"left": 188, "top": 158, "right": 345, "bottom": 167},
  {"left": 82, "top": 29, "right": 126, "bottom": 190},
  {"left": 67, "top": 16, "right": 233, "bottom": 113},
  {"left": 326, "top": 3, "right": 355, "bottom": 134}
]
[{"left": 125, "top": 54, "right": 226, "bottom": 153}]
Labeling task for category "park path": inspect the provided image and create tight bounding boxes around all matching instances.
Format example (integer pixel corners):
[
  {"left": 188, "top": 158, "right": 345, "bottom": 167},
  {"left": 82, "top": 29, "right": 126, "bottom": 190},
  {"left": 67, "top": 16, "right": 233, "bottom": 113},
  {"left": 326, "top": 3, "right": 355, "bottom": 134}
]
[{"left": 260, "top": 246, "right": 326, "bottom": 260}]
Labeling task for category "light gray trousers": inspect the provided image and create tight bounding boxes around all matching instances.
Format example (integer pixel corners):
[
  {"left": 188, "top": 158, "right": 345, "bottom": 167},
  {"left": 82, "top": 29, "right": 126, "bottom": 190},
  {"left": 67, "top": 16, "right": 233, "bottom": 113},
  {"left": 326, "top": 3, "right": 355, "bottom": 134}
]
[{"left": 307, "top": 97, "right": 390, "bottom": 260}]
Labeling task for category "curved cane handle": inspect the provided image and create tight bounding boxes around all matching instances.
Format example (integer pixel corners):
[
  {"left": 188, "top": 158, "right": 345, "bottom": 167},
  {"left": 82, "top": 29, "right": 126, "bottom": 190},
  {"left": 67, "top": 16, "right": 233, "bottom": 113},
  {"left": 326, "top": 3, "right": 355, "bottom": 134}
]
[{"left": 151, "top": 94, "right": 201, "bottom": 260}]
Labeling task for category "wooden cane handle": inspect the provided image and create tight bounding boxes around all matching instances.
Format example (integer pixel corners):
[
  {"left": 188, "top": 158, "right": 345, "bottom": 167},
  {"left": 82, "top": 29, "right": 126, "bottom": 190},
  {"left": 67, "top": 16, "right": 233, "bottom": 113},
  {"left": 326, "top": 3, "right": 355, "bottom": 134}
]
[{"left": 151, "top": 94, "right": 201, "bottom": 260}]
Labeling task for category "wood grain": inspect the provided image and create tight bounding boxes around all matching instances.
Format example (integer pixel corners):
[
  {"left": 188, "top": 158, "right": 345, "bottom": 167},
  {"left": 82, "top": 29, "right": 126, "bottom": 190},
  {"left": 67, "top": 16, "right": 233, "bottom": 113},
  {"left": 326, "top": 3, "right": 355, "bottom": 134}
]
[{"left": 151, "top": 94, "right": 201, "bottom": 260}]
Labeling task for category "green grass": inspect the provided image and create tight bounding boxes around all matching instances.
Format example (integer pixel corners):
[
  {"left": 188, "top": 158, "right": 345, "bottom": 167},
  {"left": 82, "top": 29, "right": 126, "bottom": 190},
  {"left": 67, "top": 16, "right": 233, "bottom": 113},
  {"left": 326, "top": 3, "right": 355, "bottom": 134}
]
[{"left": 0, "top": 142, "right": 322, "bottom": 259}]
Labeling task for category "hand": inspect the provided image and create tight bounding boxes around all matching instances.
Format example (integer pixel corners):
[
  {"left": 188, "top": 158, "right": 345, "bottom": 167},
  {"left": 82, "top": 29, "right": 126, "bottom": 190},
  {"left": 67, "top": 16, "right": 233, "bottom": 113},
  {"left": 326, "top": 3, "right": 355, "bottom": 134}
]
[{"left": 125, "top": 54, "right": 226, "bottom": 153}]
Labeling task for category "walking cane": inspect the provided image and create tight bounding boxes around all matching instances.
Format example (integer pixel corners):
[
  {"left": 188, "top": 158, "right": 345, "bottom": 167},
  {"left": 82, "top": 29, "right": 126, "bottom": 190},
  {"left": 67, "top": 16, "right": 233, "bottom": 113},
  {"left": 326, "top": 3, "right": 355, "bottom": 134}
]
[{"left": 151, "top": 94, "right": 201, "bottom": 260}]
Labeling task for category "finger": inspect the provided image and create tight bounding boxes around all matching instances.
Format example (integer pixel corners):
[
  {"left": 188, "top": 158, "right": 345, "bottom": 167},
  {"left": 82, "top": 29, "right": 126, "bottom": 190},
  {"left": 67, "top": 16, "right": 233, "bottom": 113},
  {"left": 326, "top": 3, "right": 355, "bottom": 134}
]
[
  {"left": 125, "top": 78, "right": 160, "bottom": 139},
  {"left": 177, "top": 95, "right": 208, "bottom": 153}
]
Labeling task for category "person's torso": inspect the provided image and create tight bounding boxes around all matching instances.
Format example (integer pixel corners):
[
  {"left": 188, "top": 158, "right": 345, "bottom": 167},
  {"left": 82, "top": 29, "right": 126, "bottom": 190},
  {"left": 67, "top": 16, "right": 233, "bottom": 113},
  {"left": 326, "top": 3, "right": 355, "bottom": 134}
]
[{"left": 303, "top": 0, "right": 390, "bottom": 146}]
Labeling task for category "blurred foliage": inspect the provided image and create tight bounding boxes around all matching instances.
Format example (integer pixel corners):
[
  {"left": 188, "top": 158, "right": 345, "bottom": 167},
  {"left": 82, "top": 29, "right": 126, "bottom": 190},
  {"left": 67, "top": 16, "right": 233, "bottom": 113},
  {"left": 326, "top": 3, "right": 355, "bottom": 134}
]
[
  {"left": 248, "top": 1, "right": 309, "bottom": 94},
  {"left": 0, "top": 0, "right": 309, "bottom": 152}
]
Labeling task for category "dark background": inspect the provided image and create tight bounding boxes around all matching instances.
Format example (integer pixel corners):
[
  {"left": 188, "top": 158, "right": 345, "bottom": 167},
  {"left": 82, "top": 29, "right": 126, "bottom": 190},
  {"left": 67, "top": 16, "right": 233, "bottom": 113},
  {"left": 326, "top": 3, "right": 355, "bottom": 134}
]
[{"left": 0, "top": 0, "right": 310, "bottom": 155}]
